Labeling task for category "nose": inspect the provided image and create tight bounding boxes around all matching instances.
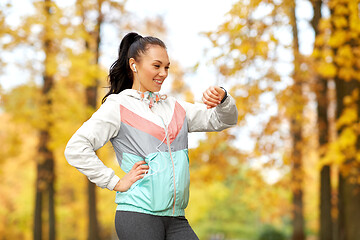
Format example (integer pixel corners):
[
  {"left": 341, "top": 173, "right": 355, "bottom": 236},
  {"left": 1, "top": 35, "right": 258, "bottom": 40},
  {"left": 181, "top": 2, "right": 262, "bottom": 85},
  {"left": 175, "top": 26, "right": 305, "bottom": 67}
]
[{"left": 159, "top": 68, "right": 168, "bottom": 77}]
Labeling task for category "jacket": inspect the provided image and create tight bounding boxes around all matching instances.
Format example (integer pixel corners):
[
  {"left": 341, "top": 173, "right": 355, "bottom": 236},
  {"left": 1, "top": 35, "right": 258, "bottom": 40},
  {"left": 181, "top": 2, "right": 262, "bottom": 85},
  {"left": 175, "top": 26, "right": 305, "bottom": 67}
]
[{"left": 64, "top": 89, "right": 238, "bottom": 216}]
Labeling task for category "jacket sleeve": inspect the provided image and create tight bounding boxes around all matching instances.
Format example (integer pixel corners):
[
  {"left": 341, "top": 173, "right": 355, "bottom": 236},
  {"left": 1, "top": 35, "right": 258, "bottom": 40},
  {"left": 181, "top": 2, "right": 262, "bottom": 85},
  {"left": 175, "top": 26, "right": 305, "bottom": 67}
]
[
  {"left": 64, "top": 96, "right": 121, "bottom": 190},
  {"left": 178, "top": 93, "right": 238, "bottom": 132}
]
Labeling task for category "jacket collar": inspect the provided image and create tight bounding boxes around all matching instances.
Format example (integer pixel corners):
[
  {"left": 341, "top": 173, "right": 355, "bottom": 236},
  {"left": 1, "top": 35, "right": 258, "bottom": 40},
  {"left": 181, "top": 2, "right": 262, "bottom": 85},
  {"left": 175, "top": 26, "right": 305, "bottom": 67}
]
[{"left": 122, "top": 89, "right": 167, "bottom": 108}]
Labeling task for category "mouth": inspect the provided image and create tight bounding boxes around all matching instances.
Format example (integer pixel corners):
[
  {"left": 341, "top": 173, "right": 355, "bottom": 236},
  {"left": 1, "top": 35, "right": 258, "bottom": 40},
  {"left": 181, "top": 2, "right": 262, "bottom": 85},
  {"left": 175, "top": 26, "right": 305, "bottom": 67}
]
[{"left": 154, "top": 79, "right": 164, "bottom": 85}]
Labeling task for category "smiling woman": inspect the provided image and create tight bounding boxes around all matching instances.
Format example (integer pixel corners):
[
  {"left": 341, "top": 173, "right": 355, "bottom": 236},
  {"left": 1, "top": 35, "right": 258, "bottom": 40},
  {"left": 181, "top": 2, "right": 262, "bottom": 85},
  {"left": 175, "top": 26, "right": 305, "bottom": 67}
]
[
  {"left": 129, "top": 45, "right": 170, "bottom": 93},
  {"left": 101, "top": 33, "right": 169, "bottom": 102},
  {"left": 64, "top": 32, "right": 238, "bottom": 240}
]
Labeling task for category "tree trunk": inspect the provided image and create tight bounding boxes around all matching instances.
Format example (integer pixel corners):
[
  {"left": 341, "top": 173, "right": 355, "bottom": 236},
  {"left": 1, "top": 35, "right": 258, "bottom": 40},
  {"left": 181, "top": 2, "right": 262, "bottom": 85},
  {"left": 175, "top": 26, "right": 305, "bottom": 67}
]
[
  {"left": 86, "top": 86, "right": 100, "bottom": 240},
  {"left": 341, "top": 172, "right": 360, "bottom": 240},
  {"left": 88, "top": 183, "right": 100, "bottom": 240},
  {"left": 320, "top": 166, "right": 333, "bottom": 240},
  {"left": 331, "top": 0, "right": 360, "bottom": 239},
  {"left": 290, "top": 118, "right": 305, "bottom": 240},
  {"left": 82, "top": 0, "right": 103, "bottom": 239},
  {"left": 34, "top": 168, "right": 43, "bottom": 240},
  {"left": 289, "top": 0, "right": 305, "bottom": 239},
  {"left": 34, "top": 0, "right": 56, "bottom": 239},
  {"left": 337, "top": 174, "right": 344, "bottom": 240},
  {"left": 335, "top": 77, "right": 360, "bottom": 240},
  {"left": 310, "top": 0, "right": 334, "bottom": 239}
]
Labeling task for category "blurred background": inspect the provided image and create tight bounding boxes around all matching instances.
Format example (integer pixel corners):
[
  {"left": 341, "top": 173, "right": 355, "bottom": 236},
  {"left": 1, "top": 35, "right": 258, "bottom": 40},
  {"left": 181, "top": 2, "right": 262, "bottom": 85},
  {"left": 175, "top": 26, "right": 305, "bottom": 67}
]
[{"left": 1, "top": 0, "right": 360, "bottom": 239}]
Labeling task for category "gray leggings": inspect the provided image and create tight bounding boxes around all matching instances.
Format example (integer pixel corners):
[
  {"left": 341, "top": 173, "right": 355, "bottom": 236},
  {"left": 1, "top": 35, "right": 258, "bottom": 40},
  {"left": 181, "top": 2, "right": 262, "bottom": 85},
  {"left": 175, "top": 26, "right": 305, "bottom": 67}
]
[{"left": 115, "top": 211, "right": 199, "bottom": 240}]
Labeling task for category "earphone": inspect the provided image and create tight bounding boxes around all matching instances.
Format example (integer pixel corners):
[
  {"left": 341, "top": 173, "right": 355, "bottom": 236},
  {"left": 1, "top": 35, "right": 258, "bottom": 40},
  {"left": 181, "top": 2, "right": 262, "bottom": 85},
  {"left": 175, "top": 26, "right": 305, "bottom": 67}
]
[{"left": 132, "top": 63, "right": 137, "bottom": 73}]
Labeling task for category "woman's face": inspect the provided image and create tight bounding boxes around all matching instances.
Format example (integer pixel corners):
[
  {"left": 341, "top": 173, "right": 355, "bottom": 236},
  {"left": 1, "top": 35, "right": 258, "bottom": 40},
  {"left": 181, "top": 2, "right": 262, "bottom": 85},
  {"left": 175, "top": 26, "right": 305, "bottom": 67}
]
[{"left": 131, "top": 45, "right": 170, "bottom": 93}]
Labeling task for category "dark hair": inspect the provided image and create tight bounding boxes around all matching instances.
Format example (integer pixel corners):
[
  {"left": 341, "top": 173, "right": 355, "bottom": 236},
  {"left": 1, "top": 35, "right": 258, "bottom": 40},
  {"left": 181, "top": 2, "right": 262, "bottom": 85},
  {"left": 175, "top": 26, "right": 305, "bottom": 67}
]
[{"left": 102, "top": 32, "right": 166, "bottom": 103}]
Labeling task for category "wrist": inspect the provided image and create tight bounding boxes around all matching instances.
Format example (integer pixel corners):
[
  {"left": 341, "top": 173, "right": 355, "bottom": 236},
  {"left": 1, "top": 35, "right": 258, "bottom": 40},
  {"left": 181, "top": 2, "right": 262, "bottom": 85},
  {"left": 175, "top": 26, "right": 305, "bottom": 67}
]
[
  {"left": 108, "top": 175, "right": 121, "bottom": 191},
  {"left": 219, "top": 87, "right": 228, "bottom": 104},
  {"left": 114, "top": 179, "right": 122, "bottom": 192}
]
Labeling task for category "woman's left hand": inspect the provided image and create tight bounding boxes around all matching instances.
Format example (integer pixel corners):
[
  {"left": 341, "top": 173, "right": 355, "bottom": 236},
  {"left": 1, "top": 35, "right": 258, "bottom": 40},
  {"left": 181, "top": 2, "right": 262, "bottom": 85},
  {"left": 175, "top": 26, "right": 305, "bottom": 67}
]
[{"left": 202, "top": 86, "right": 226, "bottom": 109}]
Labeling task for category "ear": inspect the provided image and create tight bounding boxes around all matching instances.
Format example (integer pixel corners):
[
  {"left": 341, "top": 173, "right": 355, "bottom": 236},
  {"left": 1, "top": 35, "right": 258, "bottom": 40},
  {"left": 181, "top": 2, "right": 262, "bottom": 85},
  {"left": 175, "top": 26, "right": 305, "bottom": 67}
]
[{"left": 129, "top": 58, "right": 136, "bottom": 72}]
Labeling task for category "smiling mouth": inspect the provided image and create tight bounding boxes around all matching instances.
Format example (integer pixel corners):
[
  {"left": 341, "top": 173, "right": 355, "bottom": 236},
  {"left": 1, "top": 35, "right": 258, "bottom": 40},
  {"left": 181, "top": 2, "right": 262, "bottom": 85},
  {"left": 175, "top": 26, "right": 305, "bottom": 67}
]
[{"left": 154, "top": 79, "right": 163, "bottom": 84}]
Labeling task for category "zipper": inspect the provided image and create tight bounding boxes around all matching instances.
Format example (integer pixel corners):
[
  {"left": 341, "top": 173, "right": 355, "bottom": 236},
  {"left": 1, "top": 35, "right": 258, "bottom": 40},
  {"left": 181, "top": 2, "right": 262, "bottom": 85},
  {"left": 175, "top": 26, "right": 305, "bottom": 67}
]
[
  {"left": 160, "top": 116, "right": 176, "bottom": 216},
  {"left": 150, "top": 105, "right": 177, "bottom": 216},
  {"left": 165, "top": 131, "right": 176, "bottom": 215}
]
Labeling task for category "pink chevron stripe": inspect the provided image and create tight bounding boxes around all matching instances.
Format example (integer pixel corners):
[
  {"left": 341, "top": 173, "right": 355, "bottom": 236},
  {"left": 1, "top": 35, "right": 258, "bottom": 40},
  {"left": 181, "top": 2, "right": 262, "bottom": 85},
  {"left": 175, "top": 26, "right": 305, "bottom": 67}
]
[
  {"left": 120, "top": 102, "right": 186, "bottom": 144},
  {"left": 120, "top": 105, "right": 164, "bottom": 141},
  {"left": 167, "top": 102, "right": 186, "bottom": 143}
]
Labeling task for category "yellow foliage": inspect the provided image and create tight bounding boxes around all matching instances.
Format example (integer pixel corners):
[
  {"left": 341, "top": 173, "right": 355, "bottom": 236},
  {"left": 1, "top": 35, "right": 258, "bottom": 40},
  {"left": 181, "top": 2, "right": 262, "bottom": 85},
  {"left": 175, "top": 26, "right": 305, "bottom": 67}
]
[
  {"left": 354, "top": 47, "right": 360, "bottom": 57},
  {"left": 334, "top": 4, "right": 350, "bottom": 15},
  {"left": 317, "top": 62, "right": 337, "bottom": 78},
  {"left": 318, "top": 18, "right": 331, "bottom": 32},
  {"left": 337, "top": 127, "right": 357, "bottom": 152},
  {"left": 320, "top": 142, "right": 346, "bottom": 166},
  {"left": 186, "top": 181, "right": 229, "bottom": 224},
  {"left": 328, "top": 30, "right": 348, "bottom": 48},
  {"left": 355, "top": 59, "right": 360, "bottom": 69},
  {"left": 239, "top": 40, "right": 253, "bottom": 56},
  {"left": 349, "top": 88, "right": 358, "bottom": 102},
  {"left": 322, "top": 48, "right": 334, "bottom": 61},
  {"left": 171, "top": 78, "right": 185, "bottom": 92},
  {"left": 343, "top": 96, "right": 353, "bottom": 106},
  {"left": 333, "top": 16, "right": 348, "bottom": 29},
  {"left": 349, "top": 31, "right": 359, "bottom": 40},
  {"left": 338, "top": 67, "right": 354, "bottom": 81},
  {"left": 184, "top": 90, "right": 194, "bottom": 103},
  {"left": 337, "top": 107, "right": 357, "bottom": 128},
  {"left": 334, "top": 44, "right": 353, "bottom": 67},
  {"left": 256, "top": 41, "right": 269, "bottom": 57},
  {"left": 312, "top": 48, "right": 321, "bottom": 58},
  {"left": 354, "top": 72, "right": 360, "bottom": 82},
  {"left": 45, "top": 55, "right": 58, "bottom": 76},
  {"left": 349, "top": 1, "right": 360, "bottom": 32},
  {"left": 0, "top": 118, "right": 38, "bottom": 240}
]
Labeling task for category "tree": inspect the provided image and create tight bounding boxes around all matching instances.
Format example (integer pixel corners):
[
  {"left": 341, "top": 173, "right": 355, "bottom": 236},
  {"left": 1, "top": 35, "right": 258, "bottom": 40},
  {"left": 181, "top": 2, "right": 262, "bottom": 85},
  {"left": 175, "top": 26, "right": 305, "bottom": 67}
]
[
  {"left": 288, "top": 0, "right": 305, "bottom": 238},
  {"left": 76, "top": 0, "right": 104, "bottom": 238},
  {"left": 329, "top": 0, "right": 360, "bottom": 239},
  {"left": 34, "top": 1, "right": 59, "bottom": 239},
  {"left": 203, "top": 0, "right": 310, "bottom": 238},
  {"left": 310, "top": 0, "right": 334, "bottom": 239},
  {"left": 314, "top": 0, "right": 360, "bottom": 238}
]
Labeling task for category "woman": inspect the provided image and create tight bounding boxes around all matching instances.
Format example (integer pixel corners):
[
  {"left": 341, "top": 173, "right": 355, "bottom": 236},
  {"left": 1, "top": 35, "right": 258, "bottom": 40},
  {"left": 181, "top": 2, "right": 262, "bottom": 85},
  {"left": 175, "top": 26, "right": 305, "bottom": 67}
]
[{"left": 64, "top": 32, "right": 238, "bottom": 239}]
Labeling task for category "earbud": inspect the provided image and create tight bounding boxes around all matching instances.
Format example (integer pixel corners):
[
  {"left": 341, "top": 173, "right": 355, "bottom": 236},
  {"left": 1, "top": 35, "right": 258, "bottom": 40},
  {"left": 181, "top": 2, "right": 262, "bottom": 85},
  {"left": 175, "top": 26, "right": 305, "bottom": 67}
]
[{"left": 132, "top": 63, "right": 137, "bottom": 73}]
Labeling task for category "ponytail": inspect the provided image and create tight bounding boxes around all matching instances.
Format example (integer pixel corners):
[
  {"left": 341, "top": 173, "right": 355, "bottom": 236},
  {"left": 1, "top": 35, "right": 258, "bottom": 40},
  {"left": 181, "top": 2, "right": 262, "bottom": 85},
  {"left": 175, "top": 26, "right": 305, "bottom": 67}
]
[{"left": 102, "top": 32, "right": 166, "bottom": 103}]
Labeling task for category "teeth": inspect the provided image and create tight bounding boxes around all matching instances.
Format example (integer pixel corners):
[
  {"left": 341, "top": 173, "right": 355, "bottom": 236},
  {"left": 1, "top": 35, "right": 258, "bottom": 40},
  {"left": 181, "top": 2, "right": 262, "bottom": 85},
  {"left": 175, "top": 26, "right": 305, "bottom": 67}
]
[{"left": 154, "top": 80, "right": 163, "bottom": 84}]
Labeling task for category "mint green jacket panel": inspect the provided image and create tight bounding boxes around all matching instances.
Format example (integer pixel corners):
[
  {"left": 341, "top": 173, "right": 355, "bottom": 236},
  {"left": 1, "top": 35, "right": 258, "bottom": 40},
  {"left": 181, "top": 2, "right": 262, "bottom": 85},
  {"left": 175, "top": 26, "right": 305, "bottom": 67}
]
[{"left": 115, "top": 150, "right": 189, "bottom": 216}]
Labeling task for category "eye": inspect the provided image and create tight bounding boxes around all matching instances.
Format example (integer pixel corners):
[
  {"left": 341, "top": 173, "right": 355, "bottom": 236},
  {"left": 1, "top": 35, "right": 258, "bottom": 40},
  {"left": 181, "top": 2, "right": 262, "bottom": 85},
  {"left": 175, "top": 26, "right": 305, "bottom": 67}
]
[
  {"left": 154, "top": 65, "right": 160, "bottom": 68},
  {"left": 165, "top": 66, "right": 170, "bottom": 70}
]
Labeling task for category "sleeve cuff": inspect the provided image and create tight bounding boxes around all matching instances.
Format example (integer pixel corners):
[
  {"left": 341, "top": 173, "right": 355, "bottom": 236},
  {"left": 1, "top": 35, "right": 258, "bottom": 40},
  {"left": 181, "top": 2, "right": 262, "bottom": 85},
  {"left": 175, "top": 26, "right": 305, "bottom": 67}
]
[
  {"left": 220, "top": 87, "right": 228, "bottom": 104},
  {"left": 106, "top": 175, "right": 121, "bottom": 191}
]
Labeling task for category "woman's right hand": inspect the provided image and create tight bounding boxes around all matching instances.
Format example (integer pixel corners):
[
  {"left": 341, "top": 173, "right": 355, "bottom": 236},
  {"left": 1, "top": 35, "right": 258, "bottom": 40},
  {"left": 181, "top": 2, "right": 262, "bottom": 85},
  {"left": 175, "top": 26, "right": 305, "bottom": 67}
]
[{"left": 113, "top": 161, "right": 149, "bottom": 192}]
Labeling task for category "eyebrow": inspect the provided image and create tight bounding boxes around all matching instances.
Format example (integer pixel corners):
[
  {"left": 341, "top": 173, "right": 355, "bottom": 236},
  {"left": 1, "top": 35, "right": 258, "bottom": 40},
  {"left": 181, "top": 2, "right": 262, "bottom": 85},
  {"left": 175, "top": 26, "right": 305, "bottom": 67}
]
[{"left": 154, "top": 60, "right": 170, "bottom": 66}]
